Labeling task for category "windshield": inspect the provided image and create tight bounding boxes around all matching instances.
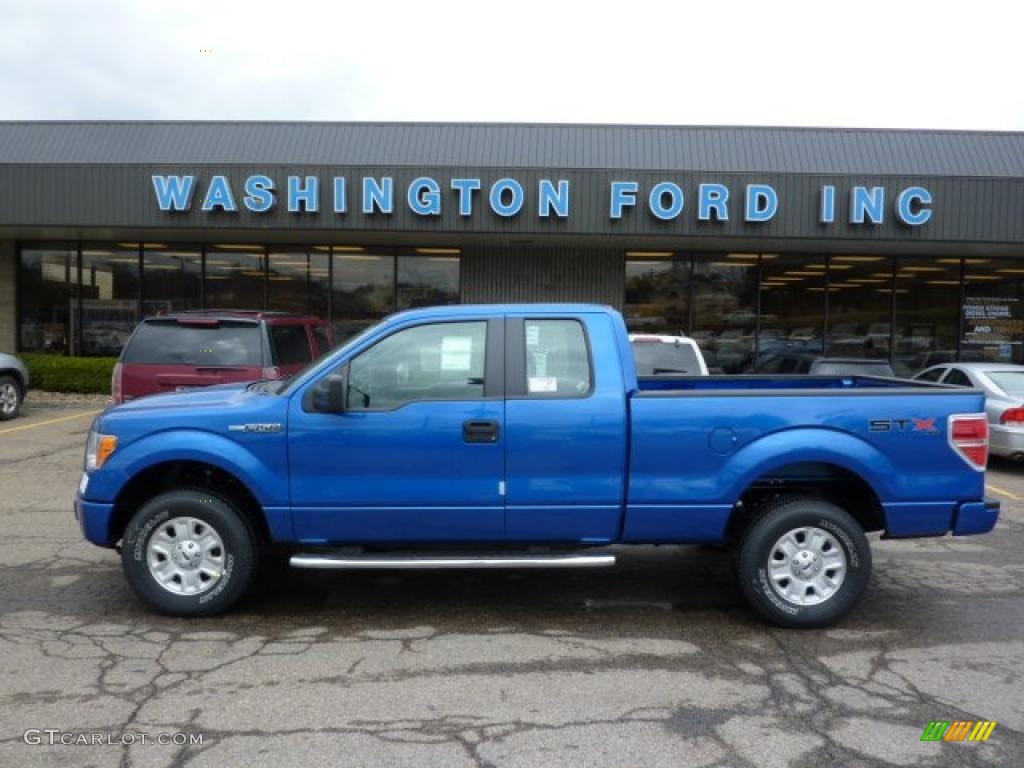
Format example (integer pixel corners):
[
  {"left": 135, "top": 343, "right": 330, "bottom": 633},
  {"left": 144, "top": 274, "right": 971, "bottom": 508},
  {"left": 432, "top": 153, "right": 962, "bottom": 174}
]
[
  {"left": 632, "top": 341, "right": 701, "bottom": 375},
  {"left": 986, "top": 371, "right": 1024, "bottom": 397}
]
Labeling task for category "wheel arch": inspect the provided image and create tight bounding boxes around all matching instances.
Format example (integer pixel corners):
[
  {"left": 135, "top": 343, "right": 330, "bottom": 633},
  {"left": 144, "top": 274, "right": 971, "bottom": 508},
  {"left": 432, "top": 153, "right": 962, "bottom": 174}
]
[
  {"left": 725, "top": 459, "right": 887, "bottom": 543},
  {"left": 110, "top": 460, "right": 271, "bottom": 548}
]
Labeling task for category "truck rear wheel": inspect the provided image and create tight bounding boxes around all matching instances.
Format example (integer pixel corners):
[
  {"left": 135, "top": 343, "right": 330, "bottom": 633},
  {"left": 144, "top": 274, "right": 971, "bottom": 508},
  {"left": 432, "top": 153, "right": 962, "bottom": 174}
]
[
  {"left": 120, "top": 489, "right": 258, "bottom": 617},
  {"left": 736, "top": 497, "right": 871, "bottom": 628}
]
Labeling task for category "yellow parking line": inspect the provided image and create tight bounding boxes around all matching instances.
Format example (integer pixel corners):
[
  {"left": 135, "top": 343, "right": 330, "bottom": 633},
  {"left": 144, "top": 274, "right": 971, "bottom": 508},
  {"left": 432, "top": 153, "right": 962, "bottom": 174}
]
[
  {"left": 986, "top": 484, "right": 1023, "bottom": 502},
  {"left": 0, "top": 409, "right": 102, "bottom": 435}
]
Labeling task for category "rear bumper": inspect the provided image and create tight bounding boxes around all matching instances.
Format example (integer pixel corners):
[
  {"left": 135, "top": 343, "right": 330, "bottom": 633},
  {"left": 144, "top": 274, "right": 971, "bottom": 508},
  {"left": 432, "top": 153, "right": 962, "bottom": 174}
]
[
  {"left": 953, "top": 497, "right": 1001, "bottom": 536},
  {"left": 74, "top": 494, "right": 117, "bottom": 548},
  {"left": 989, "top": 425, "right": 1024, "bottom": 458}
]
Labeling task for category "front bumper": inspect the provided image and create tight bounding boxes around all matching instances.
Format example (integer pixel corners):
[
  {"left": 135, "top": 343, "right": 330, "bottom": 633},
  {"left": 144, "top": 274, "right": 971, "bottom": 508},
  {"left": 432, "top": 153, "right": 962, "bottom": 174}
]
[
  {"left": 952, "top": 497, "right": 1001, "bottom": 536},
  {"left": 74, "top": 493, "right": 117, "bottom": 548}
]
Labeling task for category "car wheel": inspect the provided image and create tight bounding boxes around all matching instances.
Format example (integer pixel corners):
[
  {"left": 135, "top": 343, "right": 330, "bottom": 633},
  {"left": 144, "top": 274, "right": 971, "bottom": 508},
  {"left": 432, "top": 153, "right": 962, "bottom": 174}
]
[
  {"left": 120, "top": 489, "right": 259, "bottom": 617},
  {"left": 0, "top": 375, "right": 22, "bottom": 421},
  {"left": 735, "top": 496, "right": 871, "bottom": 628}
]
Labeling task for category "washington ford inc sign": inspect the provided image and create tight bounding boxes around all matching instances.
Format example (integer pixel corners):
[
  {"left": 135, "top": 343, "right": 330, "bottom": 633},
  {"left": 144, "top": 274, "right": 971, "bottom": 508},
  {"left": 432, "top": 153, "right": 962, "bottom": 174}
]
[{"left": 152, "top": 174, "right": 934, "bottom": 226}]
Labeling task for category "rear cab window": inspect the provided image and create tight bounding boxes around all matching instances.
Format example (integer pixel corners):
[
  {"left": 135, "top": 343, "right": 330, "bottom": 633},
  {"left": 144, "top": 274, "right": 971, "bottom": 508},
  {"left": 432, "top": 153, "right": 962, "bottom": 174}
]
[
  {"left": 523, "top": 319, "right": 592, "bottom": 397},
  {"left": 122, "top": 320, "right": 263, "bottom": 366}
]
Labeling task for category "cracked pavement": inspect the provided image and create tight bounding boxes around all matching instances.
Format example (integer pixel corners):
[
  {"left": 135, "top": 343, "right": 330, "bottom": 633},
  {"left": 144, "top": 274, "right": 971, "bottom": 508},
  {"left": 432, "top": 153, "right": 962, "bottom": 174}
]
[{"left": 1, "top": 400, "right": 1022, "bottom": 767}]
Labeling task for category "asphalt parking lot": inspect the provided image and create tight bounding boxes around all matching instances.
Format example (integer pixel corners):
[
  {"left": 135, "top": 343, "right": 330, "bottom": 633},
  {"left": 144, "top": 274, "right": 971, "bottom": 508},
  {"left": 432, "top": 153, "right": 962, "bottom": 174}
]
[{"left": 1, "top": 397, "right": 1022, "bottom": 768}]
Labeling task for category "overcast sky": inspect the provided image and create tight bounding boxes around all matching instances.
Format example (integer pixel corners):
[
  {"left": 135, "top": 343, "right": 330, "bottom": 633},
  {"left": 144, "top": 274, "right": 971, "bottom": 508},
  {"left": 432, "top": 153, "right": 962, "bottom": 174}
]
[{"left": 2, "top": 0, "right": 1022, "bottom": 130}]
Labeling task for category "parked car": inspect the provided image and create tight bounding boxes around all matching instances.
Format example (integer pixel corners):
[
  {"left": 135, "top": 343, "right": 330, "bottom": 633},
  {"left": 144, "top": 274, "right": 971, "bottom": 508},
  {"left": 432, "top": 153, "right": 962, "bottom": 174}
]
[
  {"left": 113, "top": 311, "right": 333, "bottom": 403},
  {"left": 755, "top": 354, "right": 896, "bottom": 377},
  {"left": 629, "top": 334, "right": 709, "bottom": 376},
  {"left": 914, "top": 362, "right": 1024, "bottom": 460},
  {"left": 0, "top": 353, "right": 29, "bottom": 420},
  {"left": 76, "top": 304, "right": 999, "bottom": 627}
]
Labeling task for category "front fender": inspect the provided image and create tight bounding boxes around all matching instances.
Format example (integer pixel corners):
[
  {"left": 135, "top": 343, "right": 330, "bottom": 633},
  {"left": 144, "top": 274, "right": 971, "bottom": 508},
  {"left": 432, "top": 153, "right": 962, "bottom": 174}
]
[
  {"left": 721, "top": 427, "right": 897, "bottom": 504},
  {"left": 83, "top": 429, "right": 286, "bottom": 507}
]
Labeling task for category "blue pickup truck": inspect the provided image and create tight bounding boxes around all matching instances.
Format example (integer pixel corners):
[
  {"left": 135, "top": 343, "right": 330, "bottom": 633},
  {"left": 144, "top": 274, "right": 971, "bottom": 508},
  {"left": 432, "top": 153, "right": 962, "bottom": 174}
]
[{"left": 75, "top": 304, "right": 999, "bottom": 627}]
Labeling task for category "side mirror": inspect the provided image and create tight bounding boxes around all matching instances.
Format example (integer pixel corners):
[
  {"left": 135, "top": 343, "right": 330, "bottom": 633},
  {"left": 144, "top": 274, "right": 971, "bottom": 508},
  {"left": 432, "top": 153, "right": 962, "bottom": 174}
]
[{"left": 311, "top": 373, "right": 347, "bottom": 413}]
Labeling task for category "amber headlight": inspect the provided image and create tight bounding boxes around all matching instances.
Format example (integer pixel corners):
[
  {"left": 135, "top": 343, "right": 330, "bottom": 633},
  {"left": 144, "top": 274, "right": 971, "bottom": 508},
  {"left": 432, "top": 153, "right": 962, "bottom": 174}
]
[{"left": 85, "top": 426, "right": 118, "bottom": 471}]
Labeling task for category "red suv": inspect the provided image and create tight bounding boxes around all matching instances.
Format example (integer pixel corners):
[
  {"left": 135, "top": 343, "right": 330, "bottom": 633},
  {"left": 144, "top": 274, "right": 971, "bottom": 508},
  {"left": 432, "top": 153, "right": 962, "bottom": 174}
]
[{"left": 113, "top": 311, "right": 333, "bottom": 403}]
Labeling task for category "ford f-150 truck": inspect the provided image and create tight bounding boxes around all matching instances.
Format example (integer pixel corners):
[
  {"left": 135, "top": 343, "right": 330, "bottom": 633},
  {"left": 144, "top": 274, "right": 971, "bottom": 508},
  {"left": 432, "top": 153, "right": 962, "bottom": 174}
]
[{"left": 74, "top": 304, "right": 1000, "bottom": 627}]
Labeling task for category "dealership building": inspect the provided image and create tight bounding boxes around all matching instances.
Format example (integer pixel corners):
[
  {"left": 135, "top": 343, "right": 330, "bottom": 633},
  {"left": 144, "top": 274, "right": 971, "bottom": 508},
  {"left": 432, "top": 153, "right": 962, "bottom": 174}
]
[{"left": 2, "top": 121, "right": 1024, "bottom": 374}]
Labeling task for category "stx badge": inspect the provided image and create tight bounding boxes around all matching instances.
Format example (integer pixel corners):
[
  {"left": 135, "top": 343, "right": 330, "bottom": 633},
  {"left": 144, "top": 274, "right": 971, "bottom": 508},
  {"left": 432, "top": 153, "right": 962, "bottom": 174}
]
[{"left": 870, "top": 417, "right": 939, "bottom": 433}]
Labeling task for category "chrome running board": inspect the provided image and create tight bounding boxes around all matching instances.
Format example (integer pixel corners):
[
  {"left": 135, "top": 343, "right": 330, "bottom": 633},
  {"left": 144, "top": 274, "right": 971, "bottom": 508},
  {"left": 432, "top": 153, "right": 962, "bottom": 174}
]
[{"left": 289, "top": 552, "right": 617, "bottom": 570}]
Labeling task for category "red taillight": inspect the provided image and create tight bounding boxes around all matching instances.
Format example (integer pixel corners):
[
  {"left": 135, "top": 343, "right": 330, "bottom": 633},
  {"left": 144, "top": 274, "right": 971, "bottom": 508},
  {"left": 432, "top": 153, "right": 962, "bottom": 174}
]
[
  {"left": 1000, "top": 407, "right": 1024, "bottom": 425},
  {"left": 111, "top": 363, "right": 123, "bottom": 404},
  {"left": 949, "top": 414, "right": 989, "bottom": 469}
]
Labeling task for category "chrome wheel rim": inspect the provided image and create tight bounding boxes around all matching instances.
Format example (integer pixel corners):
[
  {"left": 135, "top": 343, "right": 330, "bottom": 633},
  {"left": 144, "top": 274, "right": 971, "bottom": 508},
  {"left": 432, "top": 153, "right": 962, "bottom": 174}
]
[
  {"left": 0, "top": 383, "right": 17, "bottom": 414},
  {"left": 146, "top": 516, "right": 225, "bottom": 596},
  {"left": 767, "top": 526, "right": 847, "bottom": 606}
]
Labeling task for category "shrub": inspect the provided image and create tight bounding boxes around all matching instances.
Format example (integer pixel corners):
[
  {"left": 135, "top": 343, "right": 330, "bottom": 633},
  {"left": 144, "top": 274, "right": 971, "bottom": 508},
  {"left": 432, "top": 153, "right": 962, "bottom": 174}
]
[{"left": 21, "top": 353, "right": 117, "bottom": 395}]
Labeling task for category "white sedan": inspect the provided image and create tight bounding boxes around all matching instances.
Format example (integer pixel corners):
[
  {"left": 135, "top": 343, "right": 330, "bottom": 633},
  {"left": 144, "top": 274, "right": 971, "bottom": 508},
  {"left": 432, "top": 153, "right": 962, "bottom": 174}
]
[{"left": 914, "top": 362, "right": 1024, "bottom": 461}]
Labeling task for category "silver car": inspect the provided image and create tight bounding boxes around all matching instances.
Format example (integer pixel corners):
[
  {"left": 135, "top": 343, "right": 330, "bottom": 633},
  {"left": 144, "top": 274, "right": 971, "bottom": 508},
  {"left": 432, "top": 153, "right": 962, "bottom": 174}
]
[
  {"left": 914, "top": 362, "right": 1024, "bottom": 460},
  {"left": 0, "top": 353, "right": 30, "bottom": 420}
]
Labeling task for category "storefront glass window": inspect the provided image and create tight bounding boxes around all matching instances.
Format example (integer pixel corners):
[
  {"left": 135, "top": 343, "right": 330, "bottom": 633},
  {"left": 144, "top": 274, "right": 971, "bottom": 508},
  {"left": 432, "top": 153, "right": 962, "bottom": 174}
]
[
  {"left": 623, "top": 252, "right": 690, "bottom": 335},
  {"left": 205, "top": 246, "right": 265, "bottom": 310},
  {"left": 268, "top": 249, "right": 330, "bottom": 317},
  {"left": 892, "top": 257, "right": 961, "bottom": 375},
  {"left": 18, "top": 245, "right": 75, "bottom": 354},
  {"left": 756, "top": 254, "right": 826, "bottom": 370},
  {"left": 332, "top": 249, "right": 394, "bottom": 340},
  {"left": 961, "top": 258, "right": 1024, "bottom": 364},
  {"left": 825, "top": 256, "right": 894, "bottom": 359},
  {"left": 78, "top": 243, "right": 140, "bottom": 356},
  {"left": 692, "top": 254, "right": 759, "bottom": 373},
  {"left": 397, "top": 251, "right": 460, "bottom": 309},
  {"left": 142, "top": 245, "right": 201, "bottom": 316}
]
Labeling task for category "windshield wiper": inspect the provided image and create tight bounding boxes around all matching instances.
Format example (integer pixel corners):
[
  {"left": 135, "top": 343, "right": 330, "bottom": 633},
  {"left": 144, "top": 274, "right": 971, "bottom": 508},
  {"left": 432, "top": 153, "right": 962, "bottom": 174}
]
[{"left": 651, "top": 367, "right": 690, "bottom": 374}]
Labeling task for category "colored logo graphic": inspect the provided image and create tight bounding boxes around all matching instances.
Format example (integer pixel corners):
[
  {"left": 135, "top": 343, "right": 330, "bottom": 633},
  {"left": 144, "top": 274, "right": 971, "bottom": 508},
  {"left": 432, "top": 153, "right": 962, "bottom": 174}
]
[
  {"left": 920, "top": 720, "right": 997, "bottom": 742},
  {"left": 912, "top": 417, "right": 937, "bottom": 433}
]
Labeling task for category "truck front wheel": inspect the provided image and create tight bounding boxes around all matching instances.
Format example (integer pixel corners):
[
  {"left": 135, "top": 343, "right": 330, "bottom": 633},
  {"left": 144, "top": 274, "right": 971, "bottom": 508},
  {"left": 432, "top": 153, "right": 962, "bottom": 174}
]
[
  {"left": 736, "top": 497, "right": 871, "bottom": 628},
  {"left": 120, "top": 489, "right": 258, "bottom": 617}
]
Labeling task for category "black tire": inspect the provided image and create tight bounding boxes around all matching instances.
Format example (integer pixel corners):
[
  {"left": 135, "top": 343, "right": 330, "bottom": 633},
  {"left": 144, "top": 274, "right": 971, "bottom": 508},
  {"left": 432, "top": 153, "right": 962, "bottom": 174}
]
[
  {"left": 736, "top": 496, "right": 871, "bottom": 628},
  {"left": 120, "top": 489, "right": 259, "bottom": 617},
  {"left": 0, "top": 375, "right": 22, "bottom": 421}
]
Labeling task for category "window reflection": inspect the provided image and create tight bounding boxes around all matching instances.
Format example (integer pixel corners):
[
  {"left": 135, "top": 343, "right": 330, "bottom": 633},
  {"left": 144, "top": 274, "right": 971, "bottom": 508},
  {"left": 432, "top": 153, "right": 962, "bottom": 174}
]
[
  {"left": 205, "top": 246, "right": 265, "bottom": 309},
  {"left": 18, "top": 245, "right": 74, "bottom": 354},
  {"left": 397, "top": 252, "right": 459, "bottom": 309},
  {"left": 756, "top": 254, "right": 825, "bottom": 370},
  {"left": 268, "top": 249, "right": 329, "bottom": 318},
  {"left": 692, "top": 254, "right": 759, "bottom": 373},
  {"left": 826, "top": 256, "right": 894, "bottom": 359},
  {"left": 624, "top": 252, "right": 689, "bottom": 334},
  {"left": 893, "top": 257, "right": 961, "bottom": 375},
  {"left": 142, "top": 245, "right": 201, "bottom": 317},
  {"left": 332, "top": 250, "right": 394, "bottom": 341},
  {"left": 78, "top": 243, "right": 140, "bottom": 356}
]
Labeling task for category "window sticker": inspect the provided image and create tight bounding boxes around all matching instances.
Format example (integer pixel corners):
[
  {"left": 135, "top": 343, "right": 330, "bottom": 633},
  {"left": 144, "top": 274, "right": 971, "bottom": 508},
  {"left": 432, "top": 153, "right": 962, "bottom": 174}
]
[
  {"left": 531, "top": 351, "right": 547, "bottom": 377},
  {"left": 528, "top": 376, "right": 557, "bottom": 393},
  {"left": 526, "top": 324, "right": 541, "bottom": 346},
  {"left": 440, "top": 336, "right": 473, "bottom": 371}
]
